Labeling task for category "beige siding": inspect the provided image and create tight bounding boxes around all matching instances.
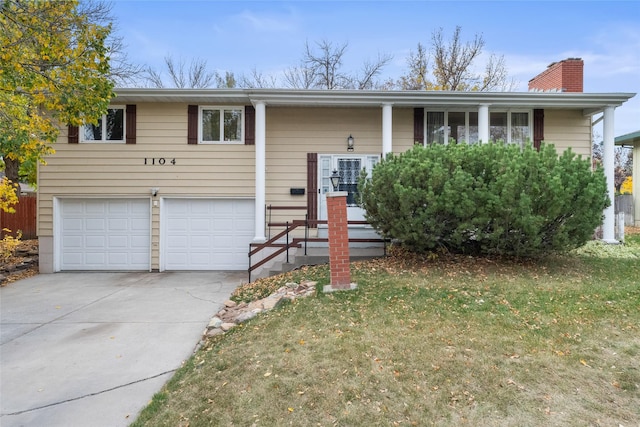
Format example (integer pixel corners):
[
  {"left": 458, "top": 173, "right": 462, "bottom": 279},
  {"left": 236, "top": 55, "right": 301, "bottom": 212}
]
[
  {"left": 543, "top": 109, "right": 592, "bottom": 158},
  {"left": 39, "top": 101, "right": 597, "bottom": 271},
  {"left": 38, "top": 103, "right": 255, "bottom": 269},
  {"left": 263, "top": 107, "right": 414, "bottom": 227}
]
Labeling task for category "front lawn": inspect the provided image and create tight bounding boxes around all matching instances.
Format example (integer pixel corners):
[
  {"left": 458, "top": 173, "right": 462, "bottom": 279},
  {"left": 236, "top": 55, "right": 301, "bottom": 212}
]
[{"left": 133, "top": 234, "right": 640, "bottom": 426}]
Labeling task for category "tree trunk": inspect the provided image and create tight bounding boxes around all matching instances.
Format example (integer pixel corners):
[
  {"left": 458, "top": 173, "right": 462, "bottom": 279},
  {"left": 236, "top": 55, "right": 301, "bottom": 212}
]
[{"left": 3, "top": 157, "right": 22, "bottom": 193}]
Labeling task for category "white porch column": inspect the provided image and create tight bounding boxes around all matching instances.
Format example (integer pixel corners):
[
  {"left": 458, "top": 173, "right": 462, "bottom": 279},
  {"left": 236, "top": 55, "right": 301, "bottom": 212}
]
[
  {"left": 602, "top": 106, "right": 617, "bottom": 243},
  {"left": 382, "top": 103, "right": 393, "bottom": 156},
  {"left": 478, "top": 104, "right": 489, "bottom": 144},
  {"left": 254, "top": 101, "right": 266, "bottom": 241}
]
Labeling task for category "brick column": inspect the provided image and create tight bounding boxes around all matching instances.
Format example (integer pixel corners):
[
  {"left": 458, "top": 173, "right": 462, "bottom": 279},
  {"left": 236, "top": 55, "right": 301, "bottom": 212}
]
[{"left": 324, "top": 191, "right": 356, "bottom": 291}]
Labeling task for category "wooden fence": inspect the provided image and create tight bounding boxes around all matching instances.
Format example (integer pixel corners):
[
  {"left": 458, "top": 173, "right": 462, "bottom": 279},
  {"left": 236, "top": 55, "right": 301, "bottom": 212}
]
[
  {"left": 1, "top": 195, "right": 37, "bottom": 239},
  {"left": 615, "top": 194, "right": 634, "bottom": 226}
]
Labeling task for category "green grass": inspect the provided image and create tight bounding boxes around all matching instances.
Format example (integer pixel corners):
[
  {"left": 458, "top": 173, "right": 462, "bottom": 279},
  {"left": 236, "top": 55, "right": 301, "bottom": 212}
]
[{"left": 132, "top": 237, "right": 640, "bottom": 426}]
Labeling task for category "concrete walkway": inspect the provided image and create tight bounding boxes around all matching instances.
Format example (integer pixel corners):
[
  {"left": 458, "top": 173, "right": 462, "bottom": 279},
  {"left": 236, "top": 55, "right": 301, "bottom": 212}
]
[{"left": 0, "top": 272, "right": 245, "bottom": 427}]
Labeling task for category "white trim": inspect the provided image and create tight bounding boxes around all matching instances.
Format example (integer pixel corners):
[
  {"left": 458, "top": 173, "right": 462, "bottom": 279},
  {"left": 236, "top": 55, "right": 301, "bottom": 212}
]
[
  {"left": 54, "top": 197, "right": 152, "bottom": 272},
  {"left": 602, "top": 106, "right": 617, "bottom": 243},
  {"left": 198, "top": 105, "right": 245, "bottom": 144},
  {"left": 80, "top": 106, "right": 126, "bottom": 143},
  {"left": 318, "top": 154, "right": 380, "bottom": 223},
  {"left": 254, "top": 101, "right": 266, "bottom": 241},
  {"left": 382, "top": 104, "right": 393, "bottom": 156},
  {"left": 53, "top": 197, "right": 60, "bottom": 272},
  {"left": 159, "top": 197, "right": 255, "bottom": 271},
  {"left": 478, "top": 104, "right": 490, "bottom": 144},
  {"left": 111, "top": 88, "right": 635, "bottom": 111}
]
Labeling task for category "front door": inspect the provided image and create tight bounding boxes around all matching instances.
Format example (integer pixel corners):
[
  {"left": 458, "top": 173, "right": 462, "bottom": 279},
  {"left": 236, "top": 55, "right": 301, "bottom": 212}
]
[{"left": 319, "top": 154, "right": 379, "bottom": 222}]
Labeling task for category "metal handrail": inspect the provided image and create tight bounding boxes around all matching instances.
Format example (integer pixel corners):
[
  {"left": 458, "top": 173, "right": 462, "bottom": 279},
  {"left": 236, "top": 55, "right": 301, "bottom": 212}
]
[{"left": 249, "top": 206, "right": 388, "bottom": 282}]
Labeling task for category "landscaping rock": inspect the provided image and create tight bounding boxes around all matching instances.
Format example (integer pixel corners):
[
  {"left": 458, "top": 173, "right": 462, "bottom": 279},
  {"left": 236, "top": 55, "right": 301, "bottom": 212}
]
[
  {"left": 262, "top": 295, "right": 283, "bottom": 310},
  {"left": 221, "top": 323, "right": 236, "bottom": 332},
  {"left": 236, "top": 311, "right": 257, "bottom": 324},
  {"left": 207, "top": 317, "right": 223, "bottom": 329},
  {"left": 202, "top": 280, "right": 319, "bottom": 340},
  {"left": 206, "top": 328, "right": 224, "bottom": 337}
]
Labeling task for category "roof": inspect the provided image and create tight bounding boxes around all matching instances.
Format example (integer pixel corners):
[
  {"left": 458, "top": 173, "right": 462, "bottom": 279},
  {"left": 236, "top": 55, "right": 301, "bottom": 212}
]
[
  {"left": 615, "top": 130, "right": 640, "bottom": 146},
  {"left": 111, "top": 88, "right": 635, "bottom": 116}
]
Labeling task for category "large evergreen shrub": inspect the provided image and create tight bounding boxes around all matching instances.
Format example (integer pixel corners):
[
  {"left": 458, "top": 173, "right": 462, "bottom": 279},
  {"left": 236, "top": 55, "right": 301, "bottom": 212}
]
[{"left": 359, "top": 143, "right": 609, "bottom": 257}]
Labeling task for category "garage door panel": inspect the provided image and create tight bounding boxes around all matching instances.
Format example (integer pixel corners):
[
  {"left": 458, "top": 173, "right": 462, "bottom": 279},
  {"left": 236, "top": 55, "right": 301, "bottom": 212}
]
[
  {"left": 85, "top": 202, "right": 106, "bottom": 214},
  {"left": 86, "top": 219, "right": 106, "bottom": 232},
  {"left": 190, "top": 218, "right": 210, "bottom": 232},
  {"left": 131, "top": 218, "right": 150, "bottom": 230},
  {"left": 108, "top": 235, "right": 128, "bottom": 248},
  {"left": 131, "top": 235, "right": 150, "bottom": 248},
  {"left": 163, "top": 199, "right": 254, "bottom": 271},
  {"left": 60, "top": 199, "right": 150, "bottom": 271},
  {"left": 108, "top": 218, "right": 128, "bottom": 231},
  {"left": 62, "top": 218, "right": 83, "bottom": 231}
]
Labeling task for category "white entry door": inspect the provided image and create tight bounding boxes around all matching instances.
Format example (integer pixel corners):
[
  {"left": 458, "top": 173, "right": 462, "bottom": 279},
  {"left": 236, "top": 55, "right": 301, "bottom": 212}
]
[{"left": 319, "top": 155, "right": 379, "bottom": 222}]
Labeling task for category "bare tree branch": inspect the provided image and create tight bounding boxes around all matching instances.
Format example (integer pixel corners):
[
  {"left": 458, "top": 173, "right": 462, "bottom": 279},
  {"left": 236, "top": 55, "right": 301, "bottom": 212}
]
[
  {"left": 144, "top": 67, "right": 164, "bottom": 88},
  {"left": 398, "top": 43, "right": 430, "bottom": 90},
  {"left": 282, "top": 65, "right": 316, "bottom": 89},
  {"left": 354, "top": 53, "right": 393, "bottom": 89},
  {"left": 396, "top": 26, "right": 515, "bottom": 92},
  {"left": 238, "top": 68, "right": 277, "bottom": 88},
  {"left": 78, "top": 0, "right": 144, "bottom": 86},
  {"left": 145, "top": 56, "right": 217, "bottom": 88},
  {"left": 431, "top": 26, "right": 483, "bottom": 90},
  {"left": 303, "top": 40, "right": 349, "bottom": 89}
]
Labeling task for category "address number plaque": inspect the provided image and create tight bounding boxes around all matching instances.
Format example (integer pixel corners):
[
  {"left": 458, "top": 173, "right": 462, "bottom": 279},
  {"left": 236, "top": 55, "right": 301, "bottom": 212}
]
[{"left": 144, "top": 158, "right": 176, "bottom": 165}]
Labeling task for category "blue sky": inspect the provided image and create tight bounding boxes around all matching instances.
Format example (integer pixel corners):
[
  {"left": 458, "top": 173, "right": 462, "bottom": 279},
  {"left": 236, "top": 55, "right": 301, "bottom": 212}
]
[{"left": 111, "top": 0, "right": 639, "bottom": 136}]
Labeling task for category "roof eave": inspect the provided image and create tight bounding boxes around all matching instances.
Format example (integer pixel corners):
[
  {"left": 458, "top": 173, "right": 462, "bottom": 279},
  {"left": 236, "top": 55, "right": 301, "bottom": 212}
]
[{"left": 111, "top": 88, "right": 636, "bottom": 110}]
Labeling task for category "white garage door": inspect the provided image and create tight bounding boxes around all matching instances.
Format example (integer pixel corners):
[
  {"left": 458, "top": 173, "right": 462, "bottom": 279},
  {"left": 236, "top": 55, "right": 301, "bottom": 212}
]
[
  {"left": 59, "top": 199, "right": 151, "bottom": 271},
  {"left": 162, "top": 199, "right": 254, "bottom": 271}
]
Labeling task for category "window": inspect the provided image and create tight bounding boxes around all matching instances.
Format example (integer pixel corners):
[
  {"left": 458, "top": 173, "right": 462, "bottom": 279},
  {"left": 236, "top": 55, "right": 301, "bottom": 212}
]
[
  {"left": 426, "top": 112, "right": 445, "bottom": 145},
  {"left": 490, "top": 112, "right": 507, "bottom": 143},
  {"left": 200, "top": 106, "right": 243, "bottom": 143},
  {"left": 423, "top": 110, "right": 530, "bottom": 146},
  {"left": 82, "top": 107, "right": 125, "bottom": 142},
  {"left": 510, "top": 112, "right": 530, "bottom": 146}
]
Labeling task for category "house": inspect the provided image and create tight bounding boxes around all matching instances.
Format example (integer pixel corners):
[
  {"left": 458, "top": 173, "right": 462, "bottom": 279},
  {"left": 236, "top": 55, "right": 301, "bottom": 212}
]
[
  {"left": 615, "top": 130, "right": 639, "bottom": 227},
  {"left": 36, "top": 59, "right": 635, "bottom": 274}
]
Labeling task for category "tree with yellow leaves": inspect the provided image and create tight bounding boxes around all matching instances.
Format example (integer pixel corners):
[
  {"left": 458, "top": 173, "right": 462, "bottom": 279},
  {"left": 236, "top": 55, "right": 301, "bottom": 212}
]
[
  {"left": 0, "top": 0, "right": 114, "bottom": 195},
  {"left": 397, "top": 27, "right": 515, "bottom": 91},
  {"left": 620, "top": 176, "right": 633, "bottom": 195},
  {"left": 0, "top": 177, "right": 18, "bottom": 213}
]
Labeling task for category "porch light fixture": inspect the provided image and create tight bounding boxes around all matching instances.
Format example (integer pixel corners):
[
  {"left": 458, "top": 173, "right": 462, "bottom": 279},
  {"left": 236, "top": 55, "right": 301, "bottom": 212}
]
[
  {"left": 347, "top": 134, "right": 354, "bottom": 151},
  {"left": 150, "top": 187, "right": 159, "bottom": 197},
  {"left": 330, "top": 170, "right": 340, "bottom": 192}
]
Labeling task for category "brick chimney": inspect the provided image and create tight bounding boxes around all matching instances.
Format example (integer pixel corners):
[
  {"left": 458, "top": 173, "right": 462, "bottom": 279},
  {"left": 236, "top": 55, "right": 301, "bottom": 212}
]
[{"left": 528, "top": 58, "right": 583, "bottom": 92}]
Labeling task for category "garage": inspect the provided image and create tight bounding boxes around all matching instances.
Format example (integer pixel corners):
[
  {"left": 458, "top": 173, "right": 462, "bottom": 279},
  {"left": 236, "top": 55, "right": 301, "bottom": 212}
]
[
  {"left": 59, "top": 199, "right": 151, "bottom": 271},
  {"left": 161, "top": 198, "right": 254, "bottom": 271}
]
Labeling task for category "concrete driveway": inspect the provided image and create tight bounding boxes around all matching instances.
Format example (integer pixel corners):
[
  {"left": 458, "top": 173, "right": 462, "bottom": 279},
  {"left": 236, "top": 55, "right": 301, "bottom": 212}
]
[{"left": 0, "top": 271, "right": 245, "bottom": 427}]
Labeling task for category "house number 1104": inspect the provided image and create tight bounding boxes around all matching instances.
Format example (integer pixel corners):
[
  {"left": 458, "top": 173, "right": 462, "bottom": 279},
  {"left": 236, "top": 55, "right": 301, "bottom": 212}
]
[{"left": 144, "top": 158, "right": 176, "bottom": 165}]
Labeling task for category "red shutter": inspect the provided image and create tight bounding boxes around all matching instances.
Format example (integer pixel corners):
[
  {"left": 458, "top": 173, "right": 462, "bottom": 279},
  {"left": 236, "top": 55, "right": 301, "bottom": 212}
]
[
  {"left": 126, "top": 104, "right": 136, "bottom": 144},
  {"left": 68, "top": 125, "right": 79, "bottom": 143},
  {"left": 307, "top": 153, "right": 318, "bottom": 227},
  {"left": 187, "top": 105, "right": 198, "bottom": 145},
  {"left": 414, "top": 108, "right": 424, "bottom": 144},
  {"left": 533, "top": 109, "right": 544, "bottom": 151},
  {"left": 245, "top": 105, "right": 255, "bottom": 145}
]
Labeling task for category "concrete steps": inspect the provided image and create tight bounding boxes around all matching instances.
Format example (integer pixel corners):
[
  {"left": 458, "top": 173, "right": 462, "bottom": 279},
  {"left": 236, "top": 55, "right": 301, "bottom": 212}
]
[{"left": 267, "top": 244, "right": 386, "bottom": 277}]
